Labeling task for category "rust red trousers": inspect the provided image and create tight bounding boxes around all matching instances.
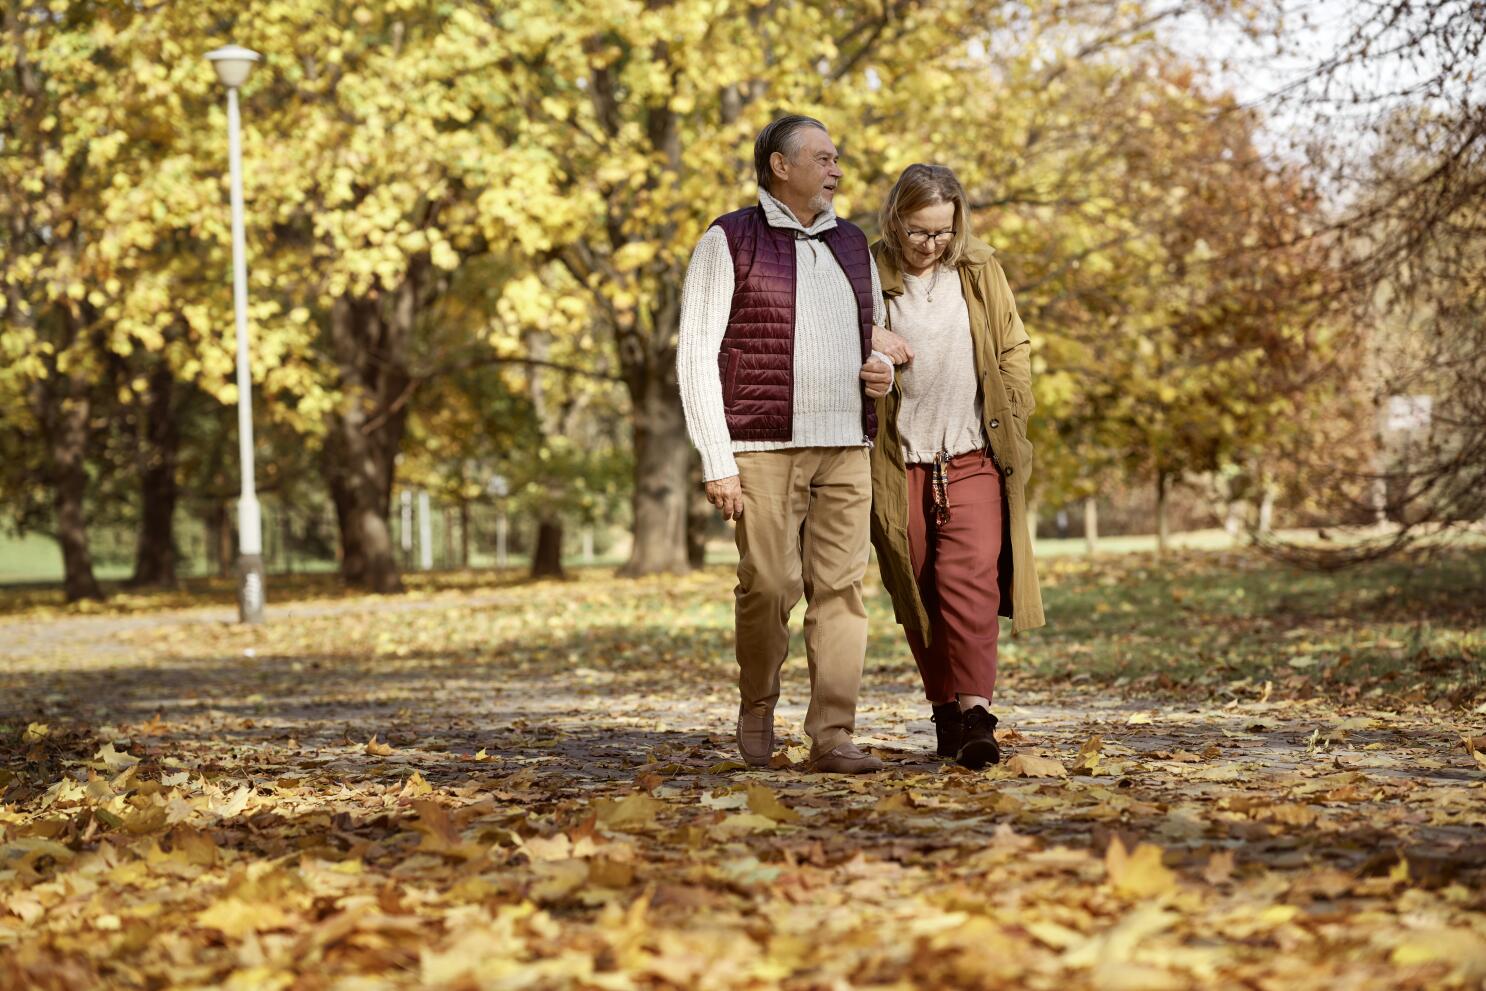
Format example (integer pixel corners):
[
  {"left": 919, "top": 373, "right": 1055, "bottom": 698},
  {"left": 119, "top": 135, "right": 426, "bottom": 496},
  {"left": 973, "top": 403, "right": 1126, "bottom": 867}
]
[{"left": 904, "top": 450, "right": 1004, "bottom": 703}]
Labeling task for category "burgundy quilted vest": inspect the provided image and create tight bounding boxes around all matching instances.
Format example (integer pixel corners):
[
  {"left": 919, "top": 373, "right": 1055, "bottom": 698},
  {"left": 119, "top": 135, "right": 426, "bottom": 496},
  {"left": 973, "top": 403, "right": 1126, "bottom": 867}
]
[{"left": 711, "top": 205, "right": 878, "bottom": 443}]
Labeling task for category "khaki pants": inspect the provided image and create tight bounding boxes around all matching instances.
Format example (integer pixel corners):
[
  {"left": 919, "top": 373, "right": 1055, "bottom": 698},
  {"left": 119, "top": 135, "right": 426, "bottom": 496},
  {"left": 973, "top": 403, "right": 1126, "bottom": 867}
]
[{"left": 734, "top": 447, "right": 871, "bottom": 756}]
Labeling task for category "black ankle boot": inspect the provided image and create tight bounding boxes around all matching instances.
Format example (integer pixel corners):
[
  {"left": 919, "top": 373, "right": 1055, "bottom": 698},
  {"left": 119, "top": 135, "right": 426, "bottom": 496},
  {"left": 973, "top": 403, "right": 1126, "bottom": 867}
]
[
  {"left": 957, "top": 706, "right": 1001, "bottom": 769},
  {"left": 931, "top": 702, "right": 963, "bottom": 758}
]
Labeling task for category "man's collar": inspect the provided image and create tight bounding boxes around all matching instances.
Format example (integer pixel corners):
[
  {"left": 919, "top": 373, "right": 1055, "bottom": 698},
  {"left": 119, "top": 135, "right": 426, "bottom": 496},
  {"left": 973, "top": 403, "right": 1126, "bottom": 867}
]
[{"left": 759, "top": 188, "right": 838, "bottom": 236}]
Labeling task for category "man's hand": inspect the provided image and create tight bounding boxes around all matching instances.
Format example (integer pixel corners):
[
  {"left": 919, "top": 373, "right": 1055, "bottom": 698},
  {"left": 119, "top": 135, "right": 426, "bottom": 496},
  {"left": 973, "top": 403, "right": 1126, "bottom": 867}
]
[
  {"left": 705, "top": 475, "right": 744, "bottom": 521},
  {"left": 872, "top": 324, "right": 913, "bottom": 365},
  {"left": 860, "top": 357, "right": 892, "bottom": 399}
]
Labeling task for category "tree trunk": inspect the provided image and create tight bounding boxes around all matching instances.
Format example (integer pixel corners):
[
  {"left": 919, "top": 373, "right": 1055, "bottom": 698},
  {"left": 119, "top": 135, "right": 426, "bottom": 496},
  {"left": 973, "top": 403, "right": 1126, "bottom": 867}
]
[
  {"left": 325, "top": 417, "right": 402, "bottom": 593},
  {"left": 204, "top": 501, "right": 233, "bottom": 578},
  {"left": 323, "top": 271, "right": 423, "bottom": 593},
  {"left": 35, "top": 359, "right": 102, "bottom": 602},
  {"left": 621, "top": 351, "right": 692, "bottom": 576},
  {"left": 50, "top": 401, "right": 102, "bottom": 602},
  {"left": 130, "top": 362, "right": 179, "bottom": 587},
  {"left": 1084, "top": 497, "right": 1099, "bottom": 555},
  {"left": 686, "top": 454, "right": 710, "bottom": 570},
  {"left": 459, "top": 499, "right": 471, "bottom": 567},
  {"left": 531, "top": 517, "right": 565, "bottom": 579},
  {"left": 1156, "top": 469, "right": 1171, "bottom": 557},
  {"left": 329, "top": 479, "right": 366, "bottom": 584},
  {"left": 281, "top": 509, "right": 294, "bottom": 574},
  {"left": 444, "top": 506, "right": 457, "bottom": 569}
]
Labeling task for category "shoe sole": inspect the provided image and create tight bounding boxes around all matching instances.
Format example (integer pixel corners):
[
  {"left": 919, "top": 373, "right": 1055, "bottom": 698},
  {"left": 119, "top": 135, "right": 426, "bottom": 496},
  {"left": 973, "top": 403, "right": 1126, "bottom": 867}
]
[
  {"left": 957, "top": 739, "right": 1000, "bottom": 770},
  {"left": 809, "top": 761, "right": 884, "bottom": 774}
]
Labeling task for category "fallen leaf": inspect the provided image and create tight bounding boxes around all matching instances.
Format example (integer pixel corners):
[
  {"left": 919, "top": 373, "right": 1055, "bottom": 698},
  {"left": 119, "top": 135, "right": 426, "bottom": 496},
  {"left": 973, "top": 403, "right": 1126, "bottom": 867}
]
[
  {"left": 713, "top": 813, "right": 779, "bottom": 833},
  {"left": 587, "top": 856, "right": 634, "bottom": 888},
  {"left": 92, "top": 742, "right": 140, "bottom": 772},
  {"left": 400, "top": 771, "right": 433, "bottom": 798},
  {"left": 1072, "top": 735, "right": 1103, "bottom": 775},
  {"left": 528, "top": 859, "right": 588, "bottom": 902},
  {"left": 1105, "top": 837, "right": 1177, "bottom": 898},
  {"left": 873, "top": 792, "right": 917, "bottom": 813},
  {"left": 746, "top": 784, "right": 801, "bottom": 823},
  {"left": 1464, "top": 734, "right": 1486, "bottom": 771},
  {"left": 0, "top": 838, "right": 74, "bottom": 870},
  {"left": 1005, "top": 754, "right": 1068, "bottom": 778},
  {"left": 1390, "top": 928, "right": 1486, "bottom": 980},
  {"left": 365, "top": 737, "right": 394, "bottom": 757},
  {"left": 715, "top": 856, "right": 781, "bottom": 888},
  {"left": 1064, "top": 900, "right": 1176, "bottom": 966},
  {"left": 196, "top": 898, "right": 291, "bottom": 938},
  {"left": 1202, "top": 849, "right": 1235, "bottom": 885},
  {"left": 593, "top": 793, "right": 665, "bottom": 831}
]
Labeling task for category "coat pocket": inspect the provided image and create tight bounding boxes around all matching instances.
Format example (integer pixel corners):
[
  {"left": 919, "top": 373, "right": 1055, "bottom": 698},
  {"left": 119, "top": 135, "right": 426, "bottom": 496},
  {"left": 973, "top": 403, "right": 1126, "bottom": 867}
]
[{"left": 1013, "top": 429, "right": 1035, "bottom": 477}]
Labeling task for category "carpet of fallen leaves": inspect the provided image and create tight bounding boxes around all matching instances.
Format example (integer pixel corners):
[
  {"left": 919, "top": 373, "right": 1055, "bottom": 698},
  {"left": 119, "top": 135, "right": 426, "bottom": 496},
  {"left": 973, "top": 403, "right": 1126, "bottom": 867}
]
[{"left": 1, "top": 547, "right": 1484, "bottom": 990}]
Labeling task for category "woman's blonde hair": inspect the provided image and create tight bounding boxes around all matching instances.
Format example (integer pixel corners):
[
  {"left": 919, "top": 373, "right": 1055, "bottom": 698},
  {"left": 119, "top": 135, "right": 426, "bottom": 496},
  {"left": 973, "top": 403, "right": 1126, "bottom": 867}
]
[{"left": 878, "top": 163, "right": 972, "bottom": 270}]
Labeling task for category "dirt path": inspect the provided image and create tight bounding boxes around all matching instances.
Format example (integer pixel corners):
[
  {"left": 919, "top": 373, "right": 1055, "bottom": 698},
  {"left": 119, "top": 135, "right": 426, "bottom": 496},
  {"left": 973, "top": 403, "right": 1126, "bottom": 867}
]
[{"left": 2, "top": 576, "right": 1483, "bottom": 989}]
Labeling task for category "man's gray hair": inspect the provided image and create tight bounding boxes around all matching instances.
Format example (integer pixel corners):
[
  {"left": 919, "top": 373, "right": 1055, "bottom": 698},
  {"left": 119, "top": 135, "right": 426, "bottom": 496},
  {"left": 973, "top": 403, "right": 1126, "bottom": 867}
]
[{"left": 754, "top": 114, "right": 828, "bottom": 191}]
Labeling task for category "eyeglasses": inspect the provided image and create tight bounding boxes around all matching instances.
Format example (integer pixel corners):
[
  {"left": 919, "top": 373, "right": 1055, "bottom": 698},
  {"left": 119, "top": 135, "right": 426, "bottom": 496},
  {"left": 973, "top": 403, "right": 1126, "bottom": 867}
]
[{"left": 905, "top": 228, "right": 956, "bottom": 245}]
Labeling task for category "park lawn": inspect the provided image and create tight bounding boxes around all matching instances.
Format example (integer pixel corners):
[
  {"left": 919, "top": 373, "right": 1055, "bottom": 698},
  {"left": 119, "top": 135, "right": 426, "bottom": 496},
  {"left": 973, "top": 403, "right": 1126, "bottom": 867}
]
[
  {"left": 4, "top": 542, "right": 1482, "bottom": 705},
  {"left": 1018, "top": 546, "right": 1486, "bottom": 705},
  {"left": 0, "top": 544, "right": 1483, "bottom": 989}
]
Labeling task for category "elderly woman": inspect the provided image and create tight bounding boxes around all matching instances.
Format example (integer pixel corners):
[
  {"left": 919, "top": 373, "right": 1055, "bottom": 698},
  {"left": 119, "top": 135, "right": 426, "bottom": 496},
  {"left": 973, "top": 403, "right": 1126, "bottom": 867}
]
[{"left": 868, "top": 164, "right": 1045, "bottom": 769}]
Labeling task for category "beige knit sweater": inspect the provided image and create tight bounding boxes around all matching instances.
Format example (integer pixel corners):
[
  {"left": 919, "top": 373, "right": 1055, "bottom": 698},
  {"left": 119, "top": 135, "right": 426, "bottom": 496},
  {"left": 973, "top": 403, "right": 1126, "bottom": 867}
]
[{"left": 890, "top": 265, "right": 986, "bottom": 463}]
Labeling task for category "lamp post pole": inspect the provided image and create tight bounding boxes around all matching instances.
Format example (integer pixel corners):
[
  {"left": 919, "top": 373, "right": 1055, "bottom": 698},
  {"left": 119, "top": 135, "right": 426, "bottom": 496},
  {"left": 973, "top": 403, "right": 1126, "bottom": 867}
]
[{"left": 206, "top": 45, "right": 265, "bottom": 624}]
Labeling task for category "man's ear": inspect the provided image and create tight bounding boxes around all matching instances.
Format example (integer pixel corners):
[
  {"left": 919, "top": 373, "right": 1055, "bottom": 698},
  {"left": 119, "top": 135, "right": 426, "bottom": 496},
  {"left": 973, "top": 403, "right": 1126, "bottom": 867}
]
[{"left": 770, "top": 151, "right": 790, "bottom": 183}]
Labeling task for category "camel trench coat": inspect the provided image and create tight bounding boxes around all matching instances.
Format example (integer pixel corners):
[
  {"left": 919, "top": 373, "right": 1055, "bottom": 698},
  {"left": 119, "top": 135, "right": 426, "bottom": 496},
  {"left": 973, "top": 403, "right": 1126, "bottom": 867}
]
[{"left": 868, "top": 236, "right": 1046, "bottom": 639}]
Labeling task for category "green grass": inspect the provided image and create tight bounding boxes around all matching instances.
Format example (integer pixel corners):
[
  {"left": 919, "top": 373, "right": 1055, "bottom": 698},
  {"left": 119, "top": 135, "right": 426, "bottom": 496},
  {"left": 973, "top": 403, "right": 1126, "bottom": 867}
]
[
  {"left": 5, "top": 528, "right": 1483, "bottom": 707},
  {"left": 1004, "top": 545, "right": 1486, "bottom": 705}
]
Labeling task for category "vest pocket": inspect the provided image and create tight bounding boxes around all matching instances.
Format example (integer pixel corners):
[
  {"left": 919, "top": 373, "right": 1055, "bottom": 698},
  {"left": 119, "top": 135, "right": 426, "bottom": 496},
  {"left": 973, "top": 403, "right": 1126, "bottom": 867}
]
[{"left": 720, "top": 347, "right": 740, "bottom": 405}]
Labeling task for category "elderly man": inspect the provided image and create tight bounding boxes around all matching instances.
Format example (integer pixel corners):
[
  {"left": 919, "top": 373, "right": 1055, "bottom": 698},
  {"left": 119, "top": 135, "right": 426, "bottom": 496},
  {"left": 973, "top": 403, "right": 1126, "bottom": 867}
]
[{"left": 677, "top": 114, "right": 894, "bottom": 774}]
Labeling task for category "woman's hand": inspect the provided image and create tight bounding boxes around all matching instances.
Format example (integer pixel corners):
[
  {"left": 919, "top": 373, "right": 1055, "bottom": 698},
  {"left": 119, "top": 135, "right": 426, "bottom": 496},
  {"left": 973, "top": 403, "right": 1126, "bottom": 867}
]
[{"left": 872, "top": 324, "right": 913, "bottom": 365}]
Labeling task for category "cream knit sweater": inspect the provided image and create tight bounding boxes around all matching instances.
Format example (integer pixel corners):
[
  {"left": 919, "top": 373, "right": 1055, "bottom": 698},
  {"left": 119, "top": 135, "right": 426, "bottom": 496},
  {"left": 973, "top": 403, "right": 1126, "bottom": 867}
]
[
  {"left": 677, "top": 190, "right": 888, "bottom": 482},
  {"left": 891, "top": 266, "right": 986, "bottom": 463}
]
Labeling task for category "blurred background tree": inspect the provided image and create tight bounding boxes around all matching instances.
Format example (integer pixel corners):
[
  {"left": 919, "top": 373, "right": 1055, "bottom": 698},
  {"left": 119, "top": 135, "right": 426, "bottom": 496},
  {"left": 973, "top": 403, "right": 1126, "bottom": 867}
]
[{"left": 2, "top": 0, "right": 1476, "bottom": 599}]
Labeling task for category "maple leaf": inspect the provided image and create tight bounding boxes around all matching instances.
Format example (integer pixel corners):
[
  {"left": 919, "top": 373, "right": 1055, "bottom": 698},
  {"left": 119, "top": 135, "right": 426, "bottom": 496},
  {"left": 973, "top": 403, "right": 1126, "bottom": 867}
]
[
  {"left": 1005, "top": 754, "right": 1068, "bottom": 778},
  {"left": 1105, "top": 837, "right": 1177, "bottom": 899},
  {"left": 196, "top": 898, "right": 291, "bottom": 938},
  {"left": 592, "top": 793, "right": 666, "bottom": 831},
  {"left": 746, "top": 785, "right": 801, "bottom": 824}
]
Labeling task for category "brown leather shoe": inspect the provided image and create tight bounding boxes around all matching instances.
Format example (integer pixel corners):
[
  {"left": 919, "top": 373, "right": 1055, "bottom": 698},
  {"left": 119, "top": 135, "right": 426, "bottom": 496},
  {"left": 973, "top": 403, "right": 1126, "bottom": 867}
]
[
  {"left": 737, "top": 704, "right": 775, "bottom": 767},
  {"left": 810, "top": 742, "right": 884, "bottom": 774}
]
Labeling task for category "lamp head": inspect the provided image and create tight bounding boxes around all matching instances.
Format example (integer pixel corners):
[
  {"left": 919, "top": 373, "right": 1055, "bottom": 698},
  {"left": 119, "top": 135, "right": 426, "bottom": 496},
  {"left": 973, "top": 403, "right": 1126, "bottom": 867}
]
[{"left": 206, "top": 45, "right": 261, "bottom": 89}]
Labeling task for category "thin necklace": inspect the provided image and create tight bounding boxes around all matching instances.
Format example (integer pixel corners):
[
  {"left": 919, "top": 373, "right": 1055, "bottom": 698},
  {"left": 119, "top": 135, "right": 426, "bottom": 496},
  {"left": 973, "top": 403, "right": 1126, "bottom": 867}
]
[{"left": 925, "top": 264, "right": 941, "bottom": 302}]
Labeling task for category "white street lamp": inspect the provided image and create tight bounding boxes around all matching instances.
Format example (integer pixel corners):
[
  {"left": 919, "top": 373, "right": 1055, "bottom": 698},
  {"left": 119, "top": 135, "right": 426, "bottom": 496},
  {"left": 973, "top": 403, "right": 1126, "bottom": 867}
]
[{"left": 206, "top": 44, "right": 265, "bottom": 624}]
